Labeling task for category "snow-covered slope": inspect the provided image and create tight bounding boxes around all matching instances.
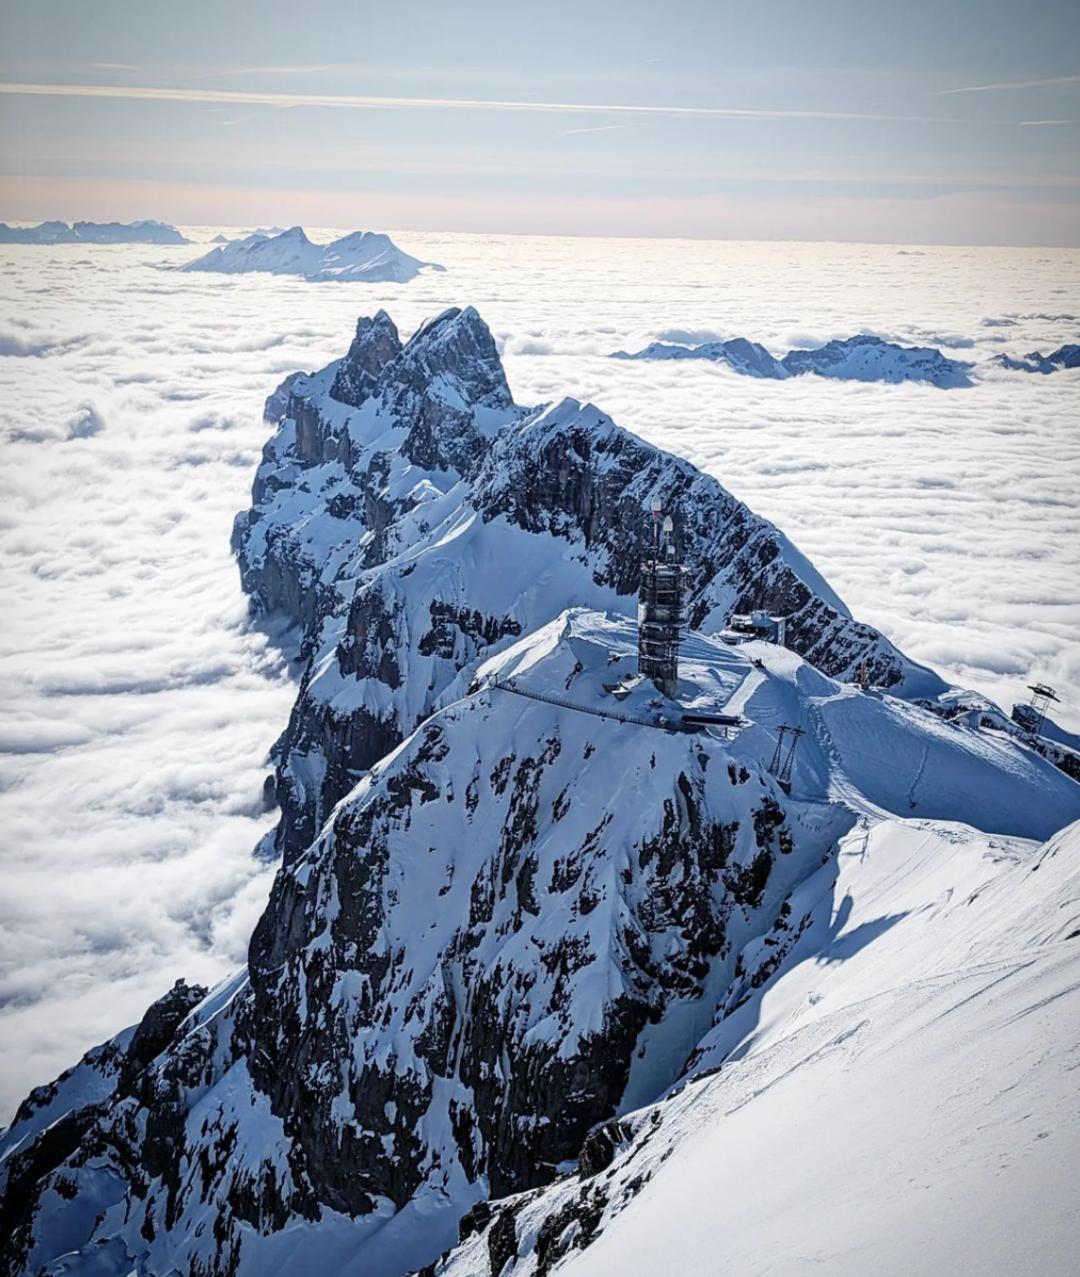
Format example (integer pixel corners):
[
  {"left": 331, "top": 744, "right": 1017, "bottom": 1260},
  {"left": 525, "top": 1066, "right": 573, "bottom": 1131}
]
[
  {"left": 435, "top": 816, "right": 1080, "bottom": 1277},
  {"left": 0, "top": 220, "right": 189, "bottom": 244},
  {"left": 614, "top": 333, "right": 974, "bottom": 387},
  {"left": 2, "top": 610, "right": 1076, "bottom": 1277},
  {"left": 181, "top": 227, "right": 444, "bottom": 282},
  {"left": 2, "top": 306, "right": 1077, "bottom": 1277}
]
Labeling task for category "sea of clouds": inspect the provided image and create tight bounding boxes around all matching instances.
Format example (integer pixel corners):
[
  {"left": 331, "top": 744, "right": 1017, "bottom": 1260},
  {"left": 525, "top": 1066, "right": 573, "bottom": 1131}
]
[{"left": 0, "top": 229, "right": 1077, "bottom": 1117}]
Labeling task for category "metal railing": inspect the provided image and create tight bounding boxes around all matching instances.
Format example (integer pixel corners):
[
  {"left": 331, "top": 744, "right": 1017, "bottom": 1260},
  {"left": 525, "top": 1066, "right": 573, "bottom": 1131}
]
[{"left": 488, "top": 677, "right": 737, "bottom": 737}]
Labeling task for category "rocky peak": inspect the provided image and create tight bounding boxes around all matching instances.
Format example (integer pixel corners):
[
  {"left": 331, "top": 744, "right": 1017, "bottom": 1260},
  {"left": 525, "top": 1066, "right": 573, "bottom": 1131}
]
[
  {"left": 395, "top": 305, "right": 513, "bottom": 412},
  {"left": 383, "top": 307, "right": 515, "bottom": 478},
  {"left": 330, "top": 308, "right": 403, "bottom": 407}
]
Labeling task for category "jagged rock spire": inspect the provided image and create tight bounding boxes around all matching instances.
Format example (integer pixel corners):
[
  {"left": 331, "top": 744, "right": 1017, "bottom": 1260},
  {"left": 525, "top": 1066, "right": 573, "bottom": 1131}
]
[
  {"left": 330, "top": 309, "right": 403, "bottom": 407},
  {"left": 396, "top": 306, "right": 513, "bottom": 411}
]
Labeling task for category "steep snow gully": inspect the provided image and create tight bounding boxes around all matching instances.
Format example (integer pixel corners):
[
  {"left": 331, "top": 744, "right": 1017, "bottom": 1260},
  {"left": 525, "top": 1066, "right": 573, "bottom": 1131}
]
[{"left": 2, "top": 307, "right": 1078, "bottom": 1277}]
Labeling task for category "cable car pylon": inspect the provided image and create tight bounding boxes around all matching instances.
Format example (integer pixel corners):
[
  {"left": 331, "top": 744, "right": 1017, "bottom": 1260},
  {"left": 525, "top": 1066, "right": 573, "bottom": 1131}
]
[{"left": 767, "top": 724, "right": 804, "bottom": 794}]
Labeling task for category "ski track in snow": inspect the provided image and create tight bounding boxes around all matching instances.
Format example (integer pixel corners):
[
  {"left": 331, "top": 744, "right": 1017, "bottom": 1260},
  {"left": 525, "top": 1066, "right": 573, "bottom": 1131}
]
[{"left": 0, "top": 229, "right": 1078, "bottom": 1118}]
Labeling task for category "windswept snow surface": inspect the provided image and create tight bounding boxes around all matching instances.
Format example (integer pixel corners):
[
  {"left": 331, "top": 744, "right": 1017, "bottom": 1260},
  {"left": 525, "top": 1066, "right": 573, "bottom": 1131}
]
[
  {"left": 438, "top": 818, "right": 1080, "bottom": 1277},
  {"left": 181, "top": 226, "right": 444, "bottom": 282}
]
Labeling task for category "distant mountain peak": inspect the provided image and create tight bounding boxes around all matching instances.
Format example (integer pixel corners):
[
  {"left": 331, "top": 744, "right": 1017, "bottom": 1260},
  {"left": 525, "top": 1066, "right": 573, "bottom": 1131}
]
[
  {"left": 614, "top": 331, "right": 974, "bottom": 387},
  {"left": 993, "top": 342, "right": 1080, "bottom": 375},
  {"left": 0, "top": 219, "right": 189, "bottom": 245},
  {"left": 180, "top": 225, "right": 444, "bottom": 282}
]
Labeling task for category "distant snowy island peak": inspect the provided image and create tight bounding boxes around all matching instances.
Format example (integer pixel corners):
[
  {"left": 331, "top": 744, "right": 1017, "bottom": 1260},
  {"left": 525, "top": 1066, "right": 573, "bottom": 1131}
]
[
  {"left": 180, "top": 225, "right": 445, "bottom": 282},
  {"left": 613, "top": 331, "right": 1080, "bottom": 387},
  {"left": 612, "top": 333, "right": 975, "bottom": 387},
  {"left": 992, "top": 343, "right": 1080, "bottom": 374},
  {"left": 0, "top": 219, "right": 189, "bottom": 245},
  {"left": 209, "top": 226, "right": 286, "bottom": 243}
]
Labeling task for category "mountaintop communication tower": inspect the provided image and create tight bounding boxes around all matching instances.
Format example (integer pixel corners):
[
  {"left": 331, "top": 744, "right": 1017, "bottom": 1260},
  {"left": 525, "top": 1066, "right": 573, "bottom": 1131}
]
[{"left": 637, "top": 499, "right": 686, "bottom": 699}]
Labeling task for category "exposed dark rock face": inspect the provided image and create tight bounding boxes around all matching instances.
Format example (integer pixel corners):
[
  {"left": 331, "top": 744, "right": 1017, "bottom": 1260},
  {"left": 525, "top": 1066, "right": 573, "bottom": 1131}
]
[
  {"left": 330, "top": 310, "right": 403, "bottom": 407},
  {"left": 0, "top": 978, "right": 210, "bottom": 1277},
  {"left": 1, "top": 622, "right": 828, "bottom": 1276},
  {"left": 117, "top": 979, "right": 208, "bottom": 1098},
  {"left": 233, "top": 673, "right": 806, "bottom": 1230},
  {"left": 458, "top": 1199, "right": 492, "bottom": 1242},
  {"left": 578, "top": 1118, "right": 631, "bottom": 1177},
  {"left": 262, "top": 370, "right": 303, "bottom": 423},
  {"left": 0, "top": 1106, "right": 104, "bottom": 1268},
  {"left": 487, "top": 1206, "right": 519, "bottom": 1276},
  {"left": 471, "top": 404, "right": 907, "bottom": 686}
]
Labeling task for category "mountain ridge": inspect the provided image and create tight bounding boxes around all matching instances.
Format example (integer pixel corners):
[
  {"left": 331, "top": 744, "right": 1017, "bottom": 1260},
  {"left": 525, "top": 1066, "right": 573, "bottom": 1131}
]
[
  {"left": 2, "top": 306, "right": 1077, "bottom": 1277},
  {"left": 613, "top": 333, "right": 974, "bottom": 387},
  {"left": 0, "top": 219, "right": 189, "bottom": 245}
]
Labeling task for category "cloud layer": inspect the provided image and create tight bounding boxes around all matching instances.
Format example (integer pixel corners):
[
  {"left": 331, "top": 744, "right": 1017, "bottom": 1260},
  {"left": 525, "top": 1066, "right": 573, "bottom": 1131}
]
[{"left": 0, "top": 231, "right": 1077, "bottom": 1116}]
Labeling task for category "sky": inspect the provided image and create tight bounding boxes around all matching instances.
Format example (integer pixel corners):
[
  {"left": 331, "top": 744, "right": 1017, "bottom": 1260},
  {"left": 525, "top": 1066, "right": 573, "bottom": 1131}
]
[{"left": 0, "top": 0, "right": 1078, "bottom": 244}]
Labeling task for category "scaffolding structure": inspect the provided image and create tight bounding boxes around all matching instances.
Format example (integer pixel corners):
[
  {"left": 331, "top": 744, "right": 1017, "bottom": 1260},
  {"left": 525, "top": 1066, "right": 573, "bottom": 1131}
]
[
  {"left": 637, "top": 500, "right": 686, "bottom": 699},
  {"left": 1024, "top": 683, "right": 1060, "bottom": 742}
]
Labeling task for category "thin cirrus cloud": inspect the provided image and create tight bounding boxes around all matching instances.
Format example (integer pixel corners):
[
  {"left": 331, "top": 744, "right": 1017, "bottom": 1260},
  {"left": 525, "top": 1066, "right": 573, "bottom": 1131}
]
[
  {"left": 0, "top": 80, "right": 987, "bottom": 124},
  {"left": 561, "top": 124, "right": 628, "bottom": 136},
  {"left": 941, "top": 73, "right": 1080, "bottom": 94}
]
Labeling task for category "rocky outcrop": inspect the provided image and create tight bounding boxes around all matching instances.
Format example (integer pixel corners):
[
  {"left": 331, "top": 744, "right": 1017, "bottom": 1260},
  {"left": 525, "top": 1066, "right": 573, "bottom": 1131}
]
[
  {"left": 330, "top": 310, "right": 403, "bottom": 407},
  {"left": 117, "top": 979, "right": 208, "bottom": 1098}
]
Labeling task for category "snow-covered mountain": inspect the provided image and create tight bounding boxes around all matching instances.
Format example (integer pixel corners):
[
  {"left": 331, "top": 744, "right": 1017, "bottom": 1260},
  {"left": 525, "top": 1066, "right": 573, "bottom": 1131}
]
[
  {"left": 2, "top": 307, "right": 1077, "bottom": 1277},
  {"left": 781, "top": 334, "right": 973, "bottom": 386},
  {"left": 611, "top": 337, "right": 790, "bottom": 378},
  {"left": 613, "top": 333, "right": 974, "bottom": 387},
  {"left": 993, "top": 342, "right": 1080, "bottom": 374},
  {"left": 210, "top": 227, "right": 287, "bottom": 244},
  {"left": 0, "top": 219, "right": 189, "bottom": 244},
  {"left": 234, "top": 306, "right": 963, "bottom": 864},
  {"left": 181, "top": 227, "right": 444, "bottom": 283}
]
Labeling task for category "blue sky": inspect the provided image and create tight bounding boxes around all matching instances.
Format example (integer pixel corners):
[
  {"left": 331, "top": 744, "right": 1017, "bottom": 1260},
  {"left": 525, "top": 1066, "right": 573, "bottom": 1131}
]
[{"left": 0, "top": 0, "right": 1077, "bottom": 243}]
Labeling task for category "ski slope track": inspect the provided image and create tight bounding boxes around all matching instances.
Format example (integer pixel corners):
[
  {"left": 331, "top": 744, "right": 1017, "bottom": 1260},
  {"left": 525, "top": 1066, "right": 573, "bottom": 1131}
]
[{"left": 1, "top": 307, "right": 1077, "bottom": 1277}]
